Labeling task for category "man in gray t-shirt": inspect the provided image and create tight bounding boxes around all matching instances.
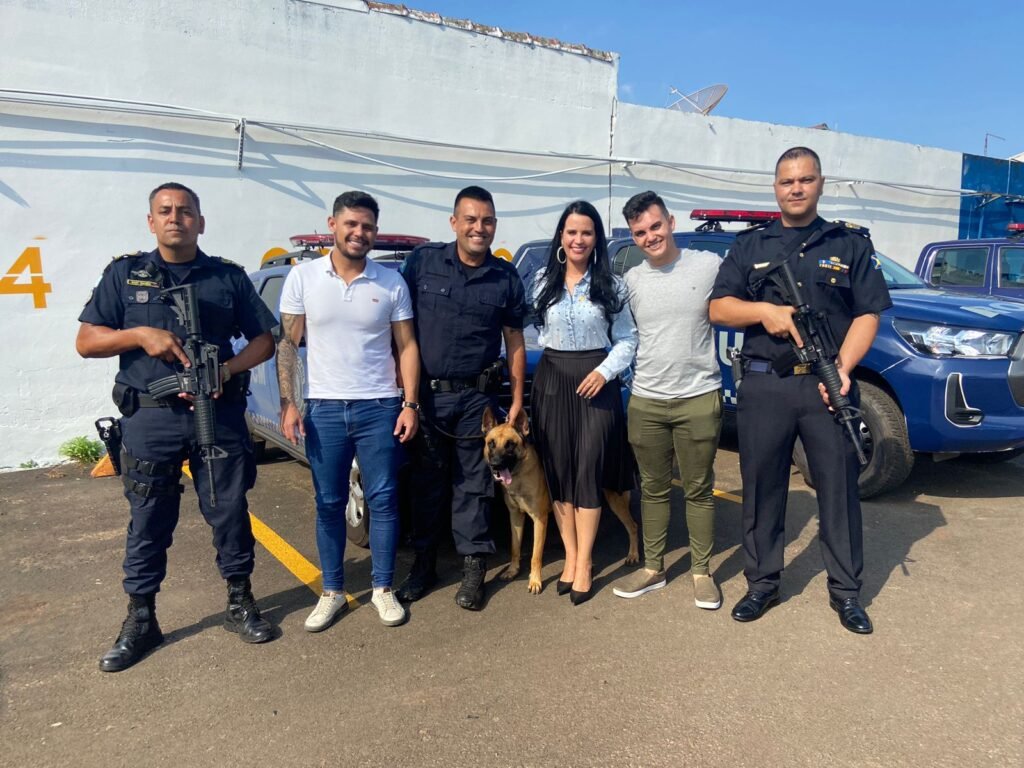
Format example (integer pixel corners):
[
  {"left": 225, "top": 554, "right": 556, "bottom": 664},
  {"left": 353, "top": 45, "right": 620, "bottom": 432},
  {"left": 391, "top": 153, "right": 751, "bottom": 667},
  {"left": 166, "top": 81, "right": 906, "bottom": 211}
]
[{"left": 612, "top": 191, "right": 724, "bottom": 610}]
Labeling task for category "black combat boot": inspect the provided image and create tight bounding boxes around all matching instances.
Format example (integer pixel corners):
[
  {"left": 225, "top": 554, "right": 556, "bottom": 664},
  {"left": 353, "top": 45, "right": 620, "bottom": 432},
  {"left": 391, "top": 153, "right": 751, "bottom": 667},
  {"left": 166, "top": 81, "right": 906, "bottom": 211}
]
[
  {"left": 223, "top": 577, "right": 274, "bottom": 644},
  {"left": 455, "top": 555, "right": 486, "bottom": 611},
  {"left": 99, "top": 594, "right": 164, "bottom": 672},
  {"left": 395, "top": 550, "right": 438, "bottom": 603}
]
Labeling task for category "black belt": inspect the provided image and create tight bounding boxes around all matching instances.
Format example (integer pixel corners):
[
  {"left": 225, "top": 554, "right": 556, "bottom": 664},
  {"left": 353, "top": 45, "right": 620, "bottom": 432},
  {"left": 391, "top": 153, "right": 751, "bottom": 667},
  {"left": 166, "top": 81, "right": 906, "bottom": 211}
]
[
  {"left": 745, "top": 359, "right": 812, "bottom": 376},
  {"left": 138, "top": 392, "right": 179, "bottom": 408},
  {"left": 429, "top": 377, "right": 480, "bottom": 394}
]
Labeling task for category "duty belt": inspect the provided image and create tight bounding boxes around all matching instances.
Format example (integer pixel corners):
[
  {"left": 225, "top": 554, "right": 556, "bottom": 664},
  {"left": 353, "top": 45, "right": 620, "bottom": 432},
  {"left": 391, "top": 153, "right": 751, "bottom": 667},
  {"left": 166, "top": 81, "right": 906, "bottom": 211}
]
[
  {"left": 429, "top": 377, "right": 481, "bottom": 393},
  {"left": 744, "top": 359, "right": 812, "bottom": 376}
]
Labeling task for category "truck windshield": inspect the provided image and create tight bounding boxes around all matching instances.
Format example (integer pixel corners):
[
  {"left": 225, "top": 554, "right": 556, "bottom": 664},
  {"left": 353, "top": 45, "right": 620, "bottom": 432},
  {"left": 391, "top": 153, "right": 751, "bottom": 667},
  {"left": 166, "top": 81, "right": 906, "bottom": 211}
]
[{"left": 876, "top": 252, "right": 927, "bottom": 289}]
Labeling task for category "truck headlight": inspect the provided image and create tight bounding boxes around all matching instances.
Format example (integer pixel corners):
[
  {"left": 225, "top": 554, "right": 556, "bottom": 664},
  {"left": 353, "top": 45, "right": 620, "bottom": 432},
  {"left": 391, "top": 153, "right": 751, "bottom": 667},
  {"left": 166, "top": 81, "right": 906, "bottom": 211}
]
[{"left": 894, "top": 320, "right": 1018, "bottom": 358}]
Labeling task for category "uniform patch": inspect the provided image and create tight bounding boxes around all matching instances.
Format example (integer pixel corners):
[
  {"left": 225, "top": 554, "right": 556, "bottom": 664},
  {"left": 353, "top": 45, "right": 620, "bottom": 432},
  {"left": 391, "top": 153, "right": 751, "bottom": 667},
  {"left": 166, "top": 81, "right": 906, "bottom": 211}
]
[
  {"left": 135, "top": 290, "right": 150, "bottom": 303},
  {"left": 871, "top": 253, "right": 882, "bottom": 270},
  {"left": 754, "top": 261, "right": 770, "bottom": 269},
  {"left": 127, "top": 279, "right": 161, "bottom": 288},
  {"left": 817, "top": 257, "right": 850, "bottom": 273}
]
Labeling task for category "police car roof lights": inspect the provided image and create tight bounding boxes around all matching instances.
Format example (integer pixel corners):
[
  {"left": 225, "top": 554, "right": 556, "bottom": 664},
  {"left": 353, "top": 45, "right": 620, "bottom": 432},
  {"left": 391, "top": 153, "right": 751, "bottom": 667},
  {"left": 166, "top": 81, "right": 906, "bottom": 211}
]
[
  {"left": 1008, "top": 223, "right": 1024, "bottom": 238},
  {"left": 288, "top": 234, "right": 429, "bottom": 249},
  {"left": 260, "top": 234, "right": 431, "bottom": 269},
  {"left": 689, "top": 209, "right": 780, "bottom": 232}
]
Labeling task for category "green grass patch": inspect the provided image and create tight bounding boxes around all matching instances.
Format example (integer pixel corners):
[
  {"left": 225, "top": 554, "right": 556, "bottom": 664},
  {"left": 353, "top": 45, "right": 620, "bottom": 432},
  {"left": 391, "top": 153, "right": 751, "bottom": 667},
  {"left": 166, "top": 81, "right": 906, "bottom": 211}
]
[{"left": 59, "top": 436, "right": 104, "bottom": 464}]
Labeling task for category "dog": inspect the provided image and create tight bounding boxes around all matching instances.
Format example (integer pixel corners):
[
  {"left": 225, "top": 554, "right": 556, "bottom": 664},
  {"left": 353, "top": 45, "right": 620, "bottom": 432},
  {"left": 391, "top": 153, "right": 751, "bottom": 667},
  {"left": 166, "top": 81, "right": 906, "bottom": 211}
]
[{"left": 482, "top": 407, "right": 639, "bottom": 594}]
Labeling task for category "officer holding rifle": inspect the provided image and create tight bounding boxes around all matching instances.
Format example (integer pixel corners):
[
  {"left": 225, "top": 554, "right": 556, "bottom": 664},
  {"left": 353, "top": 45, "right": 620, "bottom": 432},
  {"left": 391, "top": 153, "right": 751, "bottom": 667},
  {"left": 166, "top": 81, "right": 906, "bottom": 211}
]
[
  {"left": 709, "top": 147, "right": 892, "bottom": 634},
  {"left": 77, "top": 182, "right": 277, "bottom": 671}
]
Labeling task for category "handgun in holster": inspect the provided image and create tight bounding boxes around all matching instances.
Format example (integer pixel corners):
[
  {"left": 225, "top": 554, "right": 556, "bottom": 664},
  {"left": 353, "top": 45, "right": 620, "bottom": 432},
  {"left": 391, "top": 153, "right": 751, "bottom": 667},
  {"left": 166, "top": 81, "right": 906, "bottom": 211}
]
[
  {"left": 94, "top": 417, "right": 123, "bottom": 475},
  {"left": 477, "top": 359, "right": 506, "bottom": 394}
]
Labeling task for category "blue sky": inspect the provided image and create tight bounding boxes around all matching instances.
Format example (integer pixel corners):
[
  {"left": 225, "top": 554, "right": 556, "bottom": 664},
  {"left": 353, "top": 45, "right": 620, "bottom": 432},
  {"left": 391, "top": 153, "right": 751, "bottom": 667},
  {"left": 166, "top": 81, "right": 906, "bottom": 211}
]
[{"left": 416, "top": 0, "right": 1023, "bottom": 158}]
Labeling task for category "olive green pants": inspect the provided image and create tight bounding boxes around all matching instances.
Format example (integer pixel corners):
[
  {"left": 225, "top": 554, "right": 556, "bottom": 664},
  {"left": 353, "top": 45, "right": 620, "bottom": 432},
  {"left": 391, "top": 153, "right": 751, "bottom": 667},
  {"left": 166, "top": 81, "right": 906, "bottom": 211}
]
[{"left": 627, "top": 390, "right": 722, "bottom": 573}]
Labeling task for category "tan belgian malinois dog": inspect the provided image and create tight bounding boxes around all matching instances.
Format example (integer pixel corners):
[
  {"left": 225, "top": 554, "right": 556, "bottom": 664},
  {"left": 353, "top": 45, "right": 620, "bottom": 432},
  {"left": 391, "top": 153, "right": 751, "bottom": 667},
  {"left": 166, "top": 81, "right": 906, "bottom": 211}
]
[{"left": 482, "top": 407, "right": 639, "bottom": 594}]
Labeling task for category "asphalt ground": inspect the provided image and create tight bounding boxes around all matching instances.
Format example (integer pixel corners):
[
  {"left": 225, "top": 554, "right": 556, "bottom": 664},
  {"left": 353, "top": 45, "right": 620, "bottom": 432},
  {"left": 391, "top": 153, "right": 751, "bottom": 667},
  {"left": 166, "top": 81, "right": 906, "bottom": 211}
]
[{"left": 1, "top": 438, "right": 1021, "bottom": 768}]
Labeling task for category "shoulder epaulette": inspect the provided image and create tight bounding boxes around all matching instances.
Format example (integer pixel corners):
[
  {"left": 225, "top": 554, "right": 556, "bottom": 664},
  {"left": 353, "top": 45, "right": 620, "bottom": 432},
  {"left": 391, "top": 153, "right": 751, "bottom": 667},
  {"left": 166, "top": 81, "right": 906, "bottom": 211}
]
[
  {"left": 833, "top": 220, "right": 871, "bottom": 237},
  {"left": 737, "top": 220, "right": 773, "bottom": 236},
  {"left": 415, "top": 241, "right": 448, "bottom": 252},
  {"left": 113, "top": 251, "right": 145, "bottom": 261},
  {"left": 210, "top": 255, "right": 246, "bottom": 270}
]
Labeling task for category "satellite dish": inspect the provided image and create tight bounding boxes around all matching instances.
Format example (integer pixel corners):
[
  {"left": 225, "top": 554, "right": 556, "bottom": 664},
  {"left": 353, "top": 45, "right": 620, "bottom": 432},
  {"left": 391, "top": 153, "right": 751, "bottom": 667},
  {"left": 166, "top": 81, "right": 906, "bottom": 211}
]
[{"left": 667, "top": 84, "right": 728, "bottom": 115}]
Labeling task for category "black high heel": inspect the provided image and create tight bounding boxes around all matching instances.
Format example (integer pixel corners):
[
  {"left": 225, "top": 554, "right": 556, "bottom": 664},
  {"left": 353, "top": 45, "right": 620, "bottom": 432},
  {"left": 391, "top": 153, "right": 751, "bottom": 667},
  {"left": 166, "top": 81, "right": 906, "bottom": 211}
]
[
  {"left": 556, "top": 580, "right": 573, "bottom": 596},
  {"left": 569, "top": 587, "right": 593, "bottom": 606}
]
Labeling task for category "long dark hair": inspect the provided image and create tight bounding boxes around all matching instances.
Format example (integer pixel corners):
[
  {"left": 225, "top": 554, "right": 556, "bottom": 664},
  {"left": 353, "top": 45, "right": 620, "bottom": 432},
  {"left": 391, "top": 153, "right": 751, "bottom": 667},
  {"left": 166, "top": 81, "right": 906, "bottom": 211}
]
[{"left": 534, "top": 200, "right": 623, "bottom": 327}]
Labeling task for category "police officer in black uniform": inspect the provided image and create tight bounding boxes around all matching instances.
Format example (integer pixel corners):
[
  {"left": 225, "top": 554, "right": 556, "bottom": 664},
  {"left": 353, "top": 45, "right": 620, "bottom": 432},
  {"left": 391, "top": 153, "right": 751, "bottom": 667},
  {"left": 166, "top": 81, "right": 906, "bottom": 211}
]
[
  {"left": 395, "top": 186, "right": 527, "bottom": 611},
  {"left": 709, "top": 147, "right": 892, "bottom": 634},
  {"left": 77, "top": 182, "right": 277, "bottom": 671}
]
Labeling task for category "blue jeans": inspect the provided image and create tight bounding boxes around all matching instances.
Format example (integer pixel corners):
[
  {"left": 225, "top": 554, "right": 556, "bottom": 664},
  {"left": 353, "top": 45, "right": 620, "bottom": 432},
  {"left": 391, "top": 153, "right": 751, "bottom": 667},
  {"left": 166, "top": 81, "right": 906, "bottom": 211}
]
[{"left": 304, "top": 397, "right": 404, "bottom": 590}]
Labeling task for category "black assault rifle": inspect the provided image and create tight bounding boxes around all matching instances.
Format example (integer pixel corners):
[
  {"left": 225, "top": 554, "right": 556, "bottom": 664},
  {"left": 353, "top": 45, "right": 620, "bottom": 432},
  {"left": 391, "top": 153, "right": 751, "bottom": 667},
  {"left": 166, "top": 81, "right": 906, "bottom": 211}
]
[
  {"left": 147, "top": 283, "right": 228, "bottom": 505},
  {"left": 762, "top": 261, "right": 868, "bottom": 467}
]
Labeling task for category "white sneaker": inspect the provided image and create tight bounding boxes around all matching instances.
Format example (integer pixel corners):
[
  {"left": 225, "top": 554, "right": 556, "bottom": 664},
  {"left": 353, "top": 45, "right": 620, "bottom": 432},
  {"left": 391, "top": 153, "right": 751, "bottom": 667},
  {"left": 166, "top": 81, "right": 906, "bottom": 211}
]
[
  {"left": 371, "top": 587, "right": 408, "bottom": 627},
  {"left": 304, "top": 592, "right": 349, "bottom": 632}
]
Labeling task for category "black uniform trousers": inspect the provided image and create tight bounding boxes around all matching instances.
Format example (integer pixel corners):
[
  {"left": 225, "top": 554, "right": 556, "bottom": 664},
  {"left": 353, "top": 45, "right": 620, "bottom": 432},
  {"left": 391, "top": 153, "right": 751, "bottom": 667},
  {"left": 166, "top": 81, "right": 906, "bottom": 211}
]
[
  {"left": 737, "top": 369, "right": 863, "bottom": 600},
  {"left": 119, "top": 400, "right": 257, "bottom": 595},
  {"left": 408, "top": 387, "right": 497, "bottom": 557}
]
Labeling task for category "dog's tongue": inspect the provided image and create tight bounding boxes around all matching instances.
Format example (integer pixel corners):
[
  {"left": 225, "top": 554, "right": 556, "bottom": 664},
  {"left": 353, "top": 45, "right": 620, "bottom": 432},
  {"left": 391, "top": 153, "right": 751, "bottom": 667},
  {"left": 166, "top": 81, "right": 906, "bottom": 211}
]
[{"left": 496, "top": 468, "right": 512, "bottom": 486}]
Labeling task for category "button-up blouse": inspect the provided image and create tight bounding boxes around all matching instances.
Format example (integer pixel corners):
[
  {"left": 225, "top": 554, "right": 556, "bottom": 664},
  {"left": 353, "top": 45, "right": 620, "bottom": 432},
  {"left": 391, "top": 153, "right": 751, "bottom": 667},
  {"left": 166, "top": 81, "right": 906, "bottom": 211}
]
[{"left": 531, "top": 267, "right": 638, "bottom": 381}]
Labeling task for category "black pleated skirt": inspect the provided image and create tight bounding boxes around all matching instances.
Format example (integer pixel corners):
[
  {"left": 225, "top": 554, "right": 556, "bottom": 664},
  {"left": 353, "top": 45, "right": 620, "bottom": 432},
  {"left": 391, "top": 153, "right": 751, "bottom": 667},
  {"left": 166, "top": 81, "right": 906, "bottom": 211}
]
[{"left": 531, "top": 348, "right": 636, "bottom": 508}]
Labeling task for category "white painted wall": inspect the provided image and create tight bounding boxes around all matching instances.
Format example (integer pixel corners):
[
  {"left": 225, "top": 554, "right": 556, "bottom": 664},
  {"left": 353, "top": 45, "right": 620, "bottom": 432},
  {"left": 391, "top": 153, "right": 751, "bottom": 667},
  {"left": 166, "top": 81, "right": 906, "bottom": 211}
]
[
  {"left": 0, "top": 0, "right": 964, "bottom": 467},
  {"left": 610, "top": 104, "right": 963, "bottom": 260}
]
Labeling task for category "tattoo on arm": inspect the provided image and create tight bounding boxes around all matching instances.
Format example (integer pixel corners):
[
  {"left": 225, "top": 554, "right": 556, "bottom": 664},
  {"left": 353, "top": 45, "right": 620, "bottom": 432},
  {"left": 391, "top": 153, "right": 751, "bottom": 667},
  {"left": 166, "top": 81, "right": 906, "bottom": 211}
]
[{"left": 277, "top": 313, "right": 304, "bottom": 406}]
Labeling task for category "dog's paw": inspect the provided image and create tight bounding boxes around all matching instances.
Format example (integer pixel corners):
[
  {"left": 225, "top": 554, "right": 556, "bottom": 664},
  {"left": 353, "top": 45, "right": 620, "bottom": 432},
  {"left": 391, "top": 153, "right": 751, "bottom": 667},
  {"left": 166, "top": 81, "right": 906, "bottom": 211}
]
[
  {"left": 624, "top": 548, "right": 640, "bottom": 565},
  {"left": 527, "top": 577, "right": 542, "bottom": 594},
  {"left": 499, "top": 564, "right": 520, "bottom": 581}
]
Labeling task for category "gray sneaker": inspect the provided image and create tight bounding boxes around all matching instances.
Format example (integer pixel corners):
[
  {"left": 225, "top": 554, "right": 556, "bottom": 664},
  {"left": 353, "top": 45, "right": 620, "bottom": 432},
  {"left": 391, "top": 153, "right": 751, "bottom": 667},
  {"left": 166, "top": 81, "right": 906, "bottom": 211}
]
[
  {"left": 612, "top": 569, "right": 667, "bottom": 599},
  {"left": 693, "top": 573, "right": 722, "bottom": 610}
]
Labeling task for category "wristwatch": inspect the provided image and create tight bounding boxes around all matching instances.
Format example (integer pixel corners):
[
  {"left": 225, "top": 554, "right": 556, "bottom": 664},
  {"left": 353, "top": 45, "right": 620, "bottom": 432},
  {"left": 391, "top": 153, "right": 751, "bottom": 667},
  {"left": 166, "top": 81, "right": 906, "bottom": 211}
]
[
  {"left": 402, "top": 401, "right": 420, "bottom": 412},
  {"left": 220, "top": 363, "right": 232, "bottom": 383}
]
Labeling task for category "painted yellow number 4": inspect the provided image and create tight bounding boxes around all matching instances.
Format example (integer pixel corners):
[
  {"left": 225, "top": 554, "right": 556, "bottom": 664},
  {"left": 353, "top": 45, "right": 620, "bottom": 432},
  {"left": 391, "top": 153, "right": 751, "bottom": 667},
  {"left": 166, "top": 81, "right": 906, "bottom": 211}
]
[{"left": 0, "top": 247, "right": 52, "bottom": 309}]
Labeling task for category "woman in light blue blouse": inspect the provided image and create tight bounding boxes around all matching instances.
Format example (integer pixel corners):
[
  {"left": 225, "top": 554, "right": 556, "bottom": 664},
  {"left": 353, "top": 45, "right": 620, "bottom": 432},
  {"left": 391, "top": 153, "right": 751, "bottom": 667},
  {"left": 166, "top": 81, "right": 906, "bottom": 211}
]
[{"left": 531, "top": 200, "right": 638, "bottom": 605}]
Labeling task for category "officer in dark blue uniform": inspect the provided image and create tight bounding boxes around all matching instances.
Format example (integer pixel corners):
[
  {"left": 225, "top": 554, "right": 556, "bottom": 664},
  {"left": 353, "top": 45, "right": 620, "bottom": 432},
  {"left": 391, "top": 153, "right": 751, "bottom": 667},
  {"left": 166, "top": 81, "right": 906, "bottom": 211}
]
[
  {"left": 395, "top": 186, "right": 527, "bottom": 610},
  {"left": 77, "top": 182, "right": 277, "bottom": 671},
  {"left": 709, "top": 147, "right": 892, "bottom": 634}
]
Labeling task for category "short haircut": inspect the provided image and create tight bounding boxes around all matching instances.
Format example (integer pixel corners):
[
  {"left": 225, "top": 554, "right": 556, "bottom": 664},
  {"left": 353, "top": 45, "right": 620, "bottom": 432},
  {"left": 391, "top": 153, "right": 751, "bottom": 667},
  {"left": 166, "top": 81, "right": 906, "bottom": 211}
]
[
  {"left": 775, "top": 146, "right": 822, "bottom": 176},
  {"left": 149, "top": 182, "right": 201, "bottom": 214},
  {"left": 622, "top": 190, "right": 670, "bottom": 224},
  {"left": 332, "top": 190, "right": 380, "bottom": 220},
  {"left": 453, "top": 185, "right": 495, "bottom": 214}
]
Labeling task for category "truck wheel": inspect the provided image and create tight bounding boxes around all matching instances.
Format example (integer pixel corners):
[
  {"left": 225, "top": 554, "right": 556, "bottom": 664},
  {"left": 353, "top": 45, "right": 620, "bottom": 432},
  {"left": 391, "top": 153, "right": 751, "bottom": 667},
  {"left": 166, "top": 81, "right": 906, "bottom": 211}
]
[
  {"left": 345, "top": 458, "right": 370, "bottom": 548},
  {"left": 792, "top": 381, "right": 913, "bottom": 499}
]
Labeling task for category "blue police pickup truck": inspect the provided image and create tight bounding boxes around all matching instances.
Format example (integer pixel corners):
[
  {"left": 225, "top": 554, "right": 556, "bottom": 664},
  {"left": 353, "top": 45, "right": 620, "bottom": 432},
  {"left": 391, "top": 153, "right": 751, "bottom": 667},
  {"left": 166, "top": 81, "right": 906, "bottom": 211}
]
[
  {"left": 514, "top": 210, "right": 1024, "bottom": 499},
  {"left": 914, "top": 223, "right": 1024, "bottom": 301}
]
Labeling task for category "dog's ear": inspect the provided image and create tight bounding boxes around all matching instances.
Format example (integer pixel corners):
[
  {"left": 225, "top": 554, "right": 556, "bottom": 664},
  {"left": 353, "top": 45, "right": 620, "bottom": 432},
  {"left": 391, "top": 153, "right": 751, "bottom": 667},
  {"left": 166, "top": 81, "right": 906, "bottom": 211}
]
[
  {"left": 481, "top": 406, "right": 497, "bottom": 433},
  {"left": 513, "top": 409, "right": 530, "bottom": 437}
]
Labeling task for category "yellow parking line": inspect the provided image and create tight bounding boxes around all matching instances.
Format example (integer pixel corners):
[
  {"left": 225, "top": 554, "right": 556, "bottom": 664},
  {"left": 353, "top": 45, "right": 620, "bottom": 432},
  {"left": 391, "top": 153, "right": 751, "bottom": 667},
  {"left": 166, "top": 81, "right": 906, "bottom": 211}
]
[
  {"left": 248, "top": 513, "right": 323, "bottom": 594},
  {"left": 182, "top": 463, "right": 355, "bottom": 605},
  {"left": 671, "top": 478, "right": 742, "bottom": 504}
]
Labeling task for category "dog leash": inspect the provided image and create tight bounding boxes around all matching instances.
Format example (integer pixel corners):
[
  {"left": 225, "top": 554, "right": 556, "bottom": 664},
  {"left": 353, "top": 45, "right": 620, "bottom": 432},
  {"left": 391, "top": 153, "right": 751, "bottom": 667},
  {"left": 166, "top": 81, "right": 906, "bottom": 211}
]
[{"left": 418, "top": 407, "right": 509, "bottom": 442}]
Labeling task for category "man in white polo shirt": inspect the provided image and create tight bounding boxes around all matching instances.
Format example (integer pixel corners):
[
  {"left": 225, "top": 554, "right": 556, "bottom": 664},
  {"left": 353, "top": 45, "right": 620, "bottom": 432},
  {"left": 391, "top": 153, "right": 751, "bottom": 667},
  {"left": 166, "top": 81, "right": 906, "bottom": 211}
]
[{"left": 276, "top": 191, "right": 421, "bottom": 631}]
